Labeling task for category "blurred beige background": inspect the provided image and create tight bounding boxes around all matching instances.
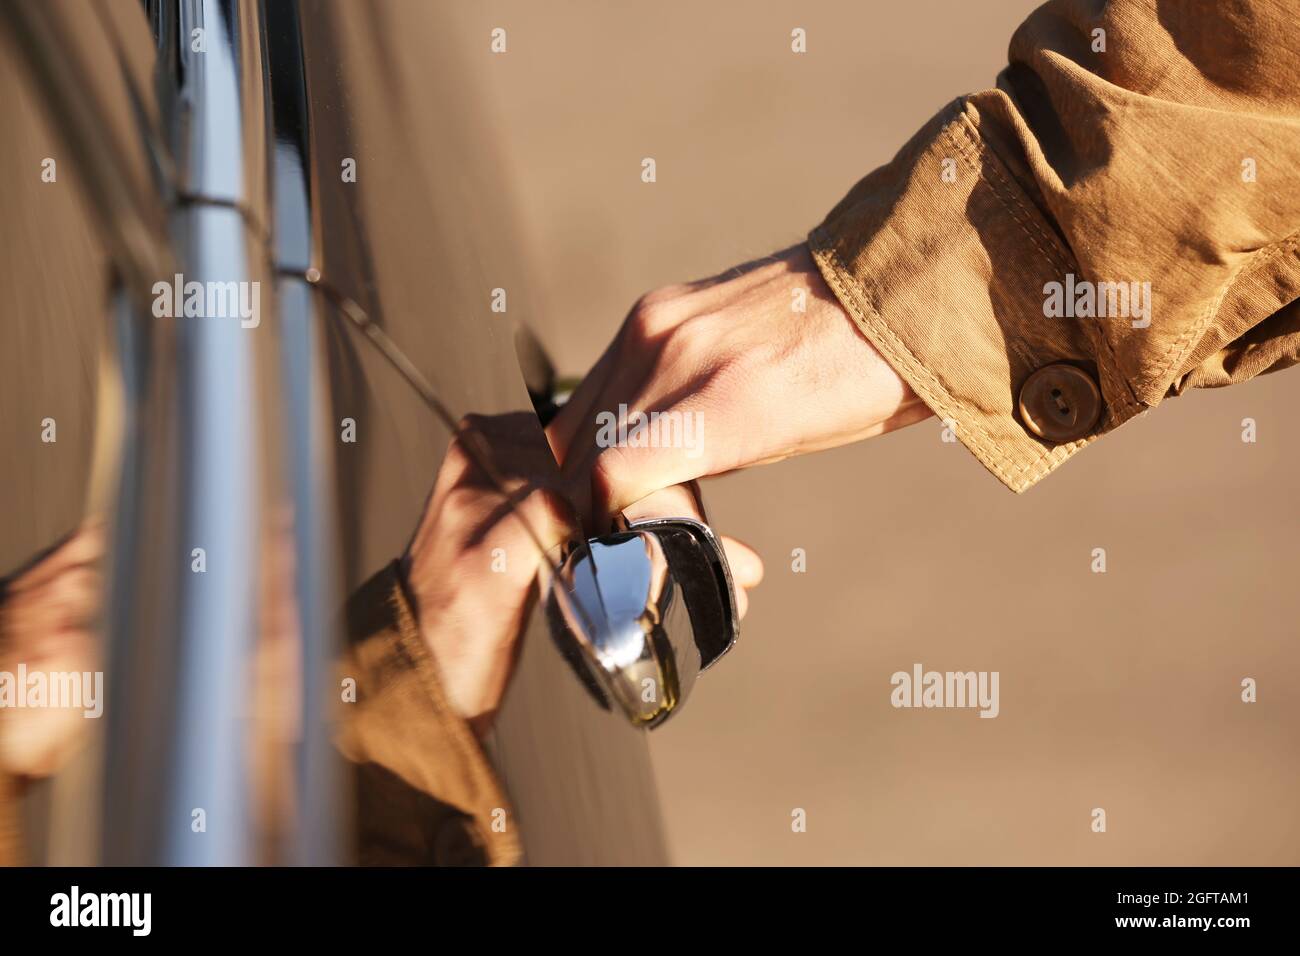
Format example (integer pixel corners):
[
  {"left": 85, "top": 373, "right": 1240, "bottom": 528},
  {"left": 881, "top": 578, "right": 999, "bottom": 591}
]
[
  {"left": 5, "top": 0, "right": 1292, "bottom": 868},
  {"left": 450, "top": 0, "right": 1300, "bottom": 865}
]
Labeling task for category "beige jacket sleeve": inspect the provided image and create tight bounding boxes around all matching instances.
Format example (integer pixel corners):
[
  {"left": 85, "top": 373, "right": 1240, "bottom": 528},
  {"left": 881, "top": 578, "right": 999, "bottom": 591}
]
[
  {"left": 338, "top": 561, "right": 522, "bottom": 866},
  {"left": 810, "top": 0, "right": 1300, "bottom": 491}
]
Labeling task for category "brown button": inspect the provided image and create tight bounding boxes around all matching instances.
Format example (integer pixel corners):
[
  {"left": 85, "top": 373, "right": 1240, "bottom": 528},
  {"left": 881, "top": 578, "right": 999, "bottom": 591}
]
[{"left": 1018, "top": 364, "right": 1102, "bottom": 443}]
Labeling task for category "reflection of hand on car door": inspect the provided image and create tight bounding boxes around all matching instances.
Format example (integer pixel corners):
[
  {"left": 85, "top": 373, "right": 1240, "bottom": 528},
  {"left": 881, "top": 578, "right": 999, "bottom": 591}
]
[
  {"left": 343, "top": 411, "right": 761, "bottom": 864},
  {"left": 398, "top": 412, "right": 762, "bottom": 738},
  {"left": 0, "top": 523, "right": 103, "bottom": 780}
]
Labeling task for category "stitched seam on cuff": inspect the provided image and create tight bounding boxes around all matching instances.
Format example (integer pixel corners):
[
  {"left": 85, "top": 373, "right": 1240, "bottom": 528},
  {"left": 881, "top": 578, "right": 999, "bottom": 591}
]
[
  {"left": 947, "top": 105, "right": 1140, "bottom": 416},
  {"left": 812, "top": 233, "right": 1069, "bottom": 489}
]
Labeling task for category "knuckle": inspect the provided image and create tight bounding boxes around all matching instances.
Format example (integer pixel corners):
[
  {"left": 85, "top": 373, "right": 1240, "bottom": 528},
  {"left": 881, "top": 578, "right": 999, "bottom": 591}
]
[
  {"left": 443, "top": 485, "right": 488, "bottom": 524},
  {"left": 653, "top": 312, "right": 712, "bottom": 368},
  {"left": 626, "top": 288, "right": 689, "bottom": 343},
  {"left": 632, "top": 284, "right": 684, "bottom": 312}
]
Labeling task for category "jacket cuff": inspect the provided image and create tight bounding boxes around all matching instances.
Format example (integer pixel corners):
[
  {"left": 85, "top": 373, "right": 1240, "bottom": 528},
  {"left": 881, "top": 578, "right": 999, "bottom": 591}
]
[
  {"left": 809, "top": 96, "right": 1141, "bottom": 492},
  {"left": 339, "top": 561, "right": 522, "bottom": 866}
]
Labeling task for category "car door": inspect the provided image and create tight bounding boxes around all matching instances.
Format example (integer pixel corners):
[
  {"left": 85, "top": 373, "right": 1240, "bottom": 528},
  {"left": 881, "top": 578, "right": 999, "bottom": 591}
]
[
  {"left": 298, "top": 0, "right": 670, "bottom": 866},
  {"left": 0, "top": 0, "right": 668, "bottom": 866}
]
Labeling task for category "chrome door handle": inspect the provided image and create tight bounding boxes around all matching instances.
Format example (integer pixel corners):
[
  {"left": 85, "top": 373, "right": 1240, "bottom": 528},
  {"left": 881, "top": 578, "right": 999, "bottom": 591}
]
[{"left": 546, "top": 516, "right": 738, "bottom": 729}]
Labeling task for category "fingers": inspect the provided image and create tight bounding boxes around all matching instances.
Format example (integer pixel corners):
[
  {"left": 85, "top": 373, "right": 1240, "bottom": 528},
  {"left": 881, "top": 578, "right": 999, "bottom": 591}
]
[
  {"left": 721, "top": 536, "right": 762, "bottom": 622},
  {"left": 620, "top": 484, "right": 764, "bottom": 621},
  {"left": 403, "top": 418, "right": 580, "bottom": 731},
  {"left": 619, "top": 483, "right": 704, "bottom": 524},
  {"left": 558, "top": 310, "right": 747, "bottom": 523},
  {"left": 733, "top": 582, "right": 749, "bottom": 621},
  {"left": 547, "top": 289, "right": 721, "bottom": 524},
  {"left": 720, "top": 535, "right": 763, "bottom": 590},
  {"left": 414, "top": 412, "right": 582, "bottom": 575},
  {"left": 511, "top": 482, "right": 580, "bottom": 561},
  {"left": 584, "top": 410, "right": 715, "bottom": 521},
  {"left": 551, "top": 355, "right": 667, "bottom": 526},
  {"left": 547, "top": 249, "right": 800, "bottom": 489}
]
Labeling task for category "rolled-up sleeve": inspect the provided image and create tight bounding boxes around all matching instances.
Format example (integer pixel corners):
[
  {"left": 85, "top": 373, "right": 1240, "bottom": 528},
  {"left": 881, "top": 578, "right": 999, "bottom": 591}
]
[{"left": 810, "top": 0, "right": 1300, "bottom": 491}]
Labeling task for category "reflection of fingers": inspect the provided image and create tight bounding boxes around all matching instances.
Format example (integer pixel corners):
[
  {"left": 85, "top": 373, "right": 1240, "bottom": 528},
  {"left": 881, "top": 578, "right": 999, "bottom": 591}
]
[
  {"left": 515, "top": 484, "right": 579, "bottom": 557},
  {"left": 720, "top": 536, "right": 763, "bottom": 590},
  {"left": 452, "top": 484, "right": 577, "bottom": 589}
]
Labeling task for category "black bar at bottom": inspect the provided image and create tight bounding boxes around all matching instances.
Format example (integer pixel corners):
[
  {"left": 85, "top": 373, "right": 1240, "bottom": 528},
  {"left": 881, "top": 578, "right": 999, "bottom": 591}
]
[{"left": 0, "top": 865, "right": 1286, "bottom": 940}]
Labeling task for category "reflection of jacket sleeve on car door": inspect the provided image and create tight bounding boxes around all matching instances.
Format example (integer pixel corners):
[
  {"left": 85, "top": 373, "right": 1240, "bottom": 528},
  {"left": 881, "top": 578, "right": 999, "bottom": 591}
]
[{"left": 338, "top": 562, "right": 522, "bottom": 866}]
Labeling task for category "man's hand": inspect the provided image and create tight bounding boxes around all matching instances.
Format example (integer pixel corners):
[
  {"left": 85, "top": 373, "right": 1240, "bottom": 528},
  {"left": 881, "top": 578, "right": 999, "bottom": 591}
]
[{"left": 548, "top": 244, "right": 932, "bottom": 524}]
